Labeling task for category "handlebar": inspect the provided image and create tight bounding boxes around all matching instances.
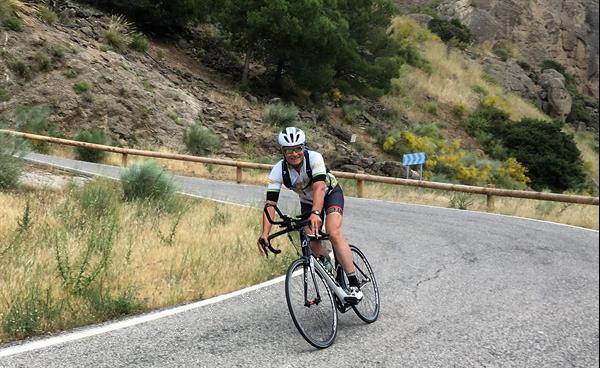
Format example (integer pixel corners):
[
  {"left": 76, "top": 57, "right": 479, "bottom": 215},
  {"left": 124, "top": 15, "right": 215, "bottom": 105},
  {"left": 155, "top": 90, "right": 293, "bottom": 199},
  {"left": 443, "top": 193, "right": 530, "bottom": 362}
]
[{"left": 260, "top": 204, "right": 311, "bottom": 257}]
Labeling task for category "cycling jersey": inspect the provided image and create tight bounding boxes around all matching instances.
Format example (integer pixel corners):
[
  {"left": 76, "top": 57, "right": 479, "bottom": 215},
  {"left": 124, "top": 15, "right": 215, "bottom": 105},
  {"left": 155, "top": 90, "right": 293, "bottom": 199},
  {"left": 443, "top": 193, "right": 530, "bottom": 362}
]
[{"left": 267, "top": 150, "right": 338, "bottom": 205}]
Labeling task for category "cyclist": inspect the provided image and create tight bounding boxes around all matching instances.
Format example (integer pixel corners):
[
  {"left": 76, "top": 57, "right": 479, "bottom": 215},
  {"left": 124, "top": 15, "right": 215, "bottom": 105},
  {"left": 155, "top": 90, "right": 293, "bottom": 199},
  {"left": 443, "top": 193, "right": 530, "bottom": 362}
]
[{"left": 257, "top": 127, "right": 363, "bottom": 303}]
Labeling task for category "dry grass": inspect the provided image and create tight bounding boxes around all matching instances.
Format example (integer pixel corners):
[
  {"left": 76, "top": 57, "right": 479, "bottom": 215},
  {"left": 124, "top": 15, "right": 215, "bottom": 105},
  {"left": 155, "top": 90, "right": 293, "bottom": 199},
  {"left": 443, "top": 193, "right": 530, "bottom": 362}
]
[
  {"left": 49, "top": 145, "right": 271, "bottom": 185},
  {"left": 339, "top": 179, "right": 599, "bottom": 230},
  {"left": 47, "top": 144, "right": 597, "bottom": 229},
  {"left": 0, "top": 183, "right": 295, "bottom": 343},
  {"left": 389, "top": 40, "right": 547, "bottom": 122},
  {"left": 572, "top": 130, "right": 599, "bottom": 185}
]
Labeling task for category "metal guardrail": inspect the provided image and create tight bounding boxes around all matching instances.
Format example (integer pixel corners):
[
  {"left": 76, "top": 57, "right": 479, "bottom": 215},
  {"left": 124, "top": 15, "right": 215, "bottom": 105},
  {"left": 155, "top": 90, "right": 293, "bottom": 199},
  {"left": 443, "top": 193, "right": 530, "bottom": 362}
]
[{"left": 2, "top": 129, "right": 598, "bottom": 208}]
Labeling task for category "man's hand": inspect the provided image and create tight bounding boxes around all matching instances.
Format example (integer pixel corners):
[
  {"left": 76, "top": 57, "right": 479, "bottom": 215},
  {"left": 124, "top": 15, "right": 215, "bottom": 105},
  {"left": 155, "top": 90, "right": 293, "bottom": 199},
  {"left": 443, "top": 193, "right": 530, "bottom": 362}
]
[{"left": 309, "top": 213, "right": 322, "bottom": 238}]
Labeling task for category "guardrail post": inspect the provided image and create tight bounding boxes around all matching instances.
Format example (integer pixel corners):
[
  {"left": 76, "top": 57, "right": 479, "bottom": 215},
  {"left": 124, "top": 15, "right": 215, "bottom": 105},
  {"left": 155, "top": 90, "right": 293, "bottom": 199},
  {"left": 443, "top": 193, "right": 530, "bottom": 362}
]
[
  {"left": 357, "top": 179, "right": 364, "bottom": 198},
  {"left": 121, "top": 153, "right": 128, "bottom": 167},
  {"left": 486, "top": 184, "right": 495, "bottom": 212},
  {"left": 236, "top": 166, "right": 242, "bottom": 184}
]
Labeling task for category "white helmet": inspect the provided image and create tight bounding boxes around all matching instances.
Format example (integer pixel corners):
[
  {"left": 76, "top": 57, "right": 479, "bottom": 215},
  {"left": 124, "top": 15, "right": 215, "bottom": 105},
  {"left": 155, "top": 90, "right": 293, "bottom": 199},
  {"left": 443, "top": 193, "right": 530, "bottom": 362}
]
[{"left": 278, "top": 127, "right": 306, "bottom": 147}]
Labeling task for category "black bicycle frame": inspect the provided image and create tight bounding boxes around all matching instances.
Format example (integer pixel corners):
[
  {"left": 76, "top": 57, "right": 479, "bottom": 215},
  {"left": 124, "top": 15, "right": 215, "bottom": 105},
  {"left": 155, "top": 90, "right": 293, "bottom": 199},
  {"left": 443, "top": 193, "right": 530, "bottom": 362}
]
[{"left": 299, "top": 229, "right": 325, "bottom": 307}]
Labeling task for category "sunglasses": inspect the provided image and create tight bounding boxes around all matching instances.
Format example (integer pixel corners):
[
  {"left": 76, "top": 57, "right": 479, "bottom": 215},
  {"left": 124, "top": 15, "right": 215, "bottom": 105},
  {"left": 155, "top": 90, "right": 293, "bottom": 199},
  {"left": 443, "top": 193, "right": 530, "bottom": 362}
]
[{"left": 283, "top": 146, "right": 304, "bottom": 155}]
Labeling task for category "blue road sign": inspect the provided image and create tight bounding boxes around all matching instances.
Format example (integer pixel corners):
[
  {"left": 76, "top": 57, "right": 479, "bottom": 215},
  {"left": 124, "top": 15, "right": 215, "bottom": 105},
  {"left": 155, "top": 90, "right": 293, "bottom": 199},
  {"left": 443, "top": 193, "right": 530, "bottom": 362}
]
[{"left": 402, "top": 152, "right": 427, "bottom": 166}]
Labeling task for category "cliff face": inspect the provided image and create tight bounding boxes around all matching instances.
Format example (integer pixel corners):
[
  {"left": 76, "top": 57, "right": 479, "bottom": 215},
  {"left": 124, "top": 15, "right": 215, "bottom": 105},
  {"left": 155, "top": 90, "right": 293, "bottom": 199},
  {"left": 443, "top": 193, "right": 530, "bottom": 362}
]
[
  {"left": 398, "top": 0, "right": 598, "bottom": 97},
  {"left": 436, "top": 0, "right": 599, "bottom": 98}
]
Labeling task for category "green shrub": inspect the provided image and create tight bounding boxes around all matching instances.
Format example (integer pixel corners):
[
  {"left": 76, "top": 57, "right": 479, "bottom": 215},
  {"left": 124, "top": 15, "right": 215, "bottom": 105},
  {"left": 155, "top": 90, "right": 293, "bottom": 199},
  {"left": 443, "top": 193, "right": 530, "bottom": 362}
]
[
  {"left": 481, "top": 73, "right": 499, "bottom": 85},
  {"left": 462, "top": 102, "right": 510, "bottom": 149},
  {"left": 129, "top": 33, "right": 149, "bottom": 52},
  {"left": 342, "top": 104, "right": 364, "bottom": 125},
  {"left": 2, "top": 16, "right": 22, "bottom": 31},
  {"left": 263, "top": 103, "right": 299, "bottom": 127},
  {"left": 449, "top": 192, "right": 475, "bottom": 209},
  {"left": 492, "top": 40, "right": 513, "bottom": 61},
  {"left": 72, "top": 178, "right": 120, "bottom": 219},
  {"left": 540, "top": 60, "right": 566, "bottom": 75},
  {"left": 38, "top": 5, "right": 58, "bottom": 25},
  {"left": 85, "top": 285, "right": 141, "bottom": 319},
  {"left": 184, "top": 123, "right": 220, "bottom": 156},
  {"left": 463, "top": 102, "right": 586, "bottom": 191},
  {"left": 567, "top": 93, "right": 594, "bottom": 126},
  {"left": 74, "top": 129, "right": 107, "bottom": 162},
  {"left": 0, "top": 87, "right": 10, "bottom": 101},
  {"left": 412, "top": 122, "right": 444, "bottom": 141},
  {"left": 104, "top": 15, "right": 132, "bottom": 52},
  {"left": 15, "top": 105, "right": 58, "bottom": 153},
  {"left": 471, "top": 84, "right": 488, "bottom": 97},
  {"left": 52, "top": 189, "right": 120, "bottom": 295},
  {"left": 497, "top": 119, "right": 585, "bottom": 192},
  {"left": 452, "top": 103, "right": 467, "bottom": 118},
  {"left": 1, "top": 284, "right": 58, "bottom": 339},
  {"left": 7, "top": 59, "right": 31, "bottom": 79},
  {"left": 33, "top": 50, "right": 52, "bottom": 71},
  {"left": 425, "top": 101, "right": 438, "bottom": 115},
  {"left": 73, "top": 80, "right": 93, "bottom": 94},
  {"left": 0, "top": 134, "right": 26, "bottom": 190},
  {"left": 428, "top": 18, "right": 471, "bottom": 49},
  {"left": 50, "top": 46, "right": 64, "bottom": 59},
  {"left": 120, "top": 160, "right": 175, "bottom": 202}
]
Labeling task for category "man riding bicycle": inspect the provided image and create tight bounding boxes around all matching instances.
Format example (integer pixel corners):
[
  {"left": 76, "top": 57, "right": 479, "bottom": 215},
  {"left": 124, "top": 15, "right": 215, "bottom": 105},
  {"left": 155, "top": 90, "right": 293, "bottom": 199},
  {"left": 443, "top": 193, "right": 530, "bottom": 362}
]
[{"left": 257, "top": 127, "right": 363, "bottom": 303}]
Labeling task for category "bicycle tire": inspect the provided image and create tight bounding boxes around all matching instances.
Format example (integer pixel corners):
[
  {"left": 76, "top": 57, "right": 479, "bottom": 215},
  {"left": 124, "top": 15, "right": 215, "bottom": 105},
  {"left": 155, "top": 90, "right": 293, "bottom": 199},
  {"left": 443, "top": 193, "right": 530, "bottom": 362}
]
[
  {"left": 348, "top": 245, "right": 380, "bottom": 323},
  {"left": 285, "top": 258, "right": 338, "bottom": 349}
]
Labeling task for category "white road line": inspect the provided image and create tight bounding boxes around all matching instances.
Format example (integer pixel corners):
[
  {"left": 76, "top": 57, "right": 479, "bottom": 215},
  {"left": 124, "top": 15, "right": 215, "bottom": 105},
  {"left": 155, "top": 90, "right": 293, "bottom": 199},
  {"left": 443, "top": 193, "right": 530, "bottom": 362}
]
[{"left": 0, "top": 275, "right": 286, "bottom": 358}]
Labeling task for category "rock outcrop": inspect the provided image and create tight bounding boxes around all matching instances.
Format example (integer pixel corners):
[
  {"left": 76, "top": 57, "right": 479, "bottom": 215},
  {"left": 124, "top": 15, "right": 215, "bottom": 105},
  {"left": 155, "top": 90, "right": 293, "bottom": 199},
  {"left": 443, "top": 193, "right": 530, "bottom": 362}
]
[
  {"left": 480, "top": 57, "right": 541, "bottom": 104},
  {"left": 436, "top": 0, "right": 599, "bottom": 98},
  {"left": 538, "top": 69, "right": 573, "bottom": 120}
]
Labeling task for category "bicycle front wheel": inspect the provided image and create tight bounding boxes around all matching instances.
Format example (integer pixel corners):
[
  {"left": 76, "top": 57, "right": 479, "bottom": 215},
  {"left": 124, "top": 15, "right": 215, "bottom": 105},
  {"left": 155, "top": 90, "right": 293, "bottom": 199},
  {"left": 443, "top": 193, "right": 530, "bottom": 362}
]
[
  {"left": 285, "top": 258, "right": 337, "bottom": 349},
  {"left": 349, "top": 245, "right": 380, "bottom": 323}
]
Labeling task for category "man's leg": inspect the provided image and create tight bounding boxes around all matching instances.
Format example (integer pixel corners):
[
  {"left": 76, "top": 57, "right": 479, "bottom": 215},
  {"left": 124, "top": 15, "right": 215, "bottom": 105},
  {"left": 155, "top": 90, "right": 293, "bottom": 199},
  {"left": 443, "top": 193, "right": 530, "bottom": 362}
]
[
  {"left": 309, "top": 239, "right": 327, "bottom": 257},
  {"left": 325, "top": 212, "right": 355, "bottom": 274}
]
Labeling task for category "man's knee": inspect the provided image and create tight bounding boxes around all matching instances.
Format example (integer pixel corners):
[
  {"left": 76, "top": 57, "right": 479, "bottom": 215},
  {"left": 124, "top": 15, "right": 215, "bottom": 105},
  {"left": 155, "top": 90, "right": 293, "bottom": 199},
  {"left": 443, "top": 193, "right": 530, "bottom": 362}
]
[{"left": 328, "top": 228, "right": 343, "bottom": 243}]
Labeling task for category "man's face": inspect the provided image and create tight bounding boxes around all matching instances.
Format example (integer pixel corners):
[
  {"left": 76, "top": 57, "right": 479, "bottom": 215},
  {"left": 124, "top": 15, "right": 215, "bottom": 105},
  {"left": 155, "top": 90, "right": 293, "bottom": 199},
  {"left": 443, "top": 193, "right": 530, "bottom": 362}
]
[{"left": 283, "top": 145, "right": 304, "bottom": 167}]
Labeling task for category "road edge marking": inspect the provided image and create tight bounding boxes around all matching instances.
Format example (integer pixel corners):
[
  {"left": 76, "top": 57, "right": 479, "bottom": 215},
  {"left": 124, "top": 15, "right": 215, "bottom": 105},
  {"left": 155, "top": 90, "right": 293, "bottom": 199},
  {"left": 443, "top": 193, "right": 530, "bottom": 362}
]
[{"left": 0, "top": 275, "right": 286, "bottom": 358}]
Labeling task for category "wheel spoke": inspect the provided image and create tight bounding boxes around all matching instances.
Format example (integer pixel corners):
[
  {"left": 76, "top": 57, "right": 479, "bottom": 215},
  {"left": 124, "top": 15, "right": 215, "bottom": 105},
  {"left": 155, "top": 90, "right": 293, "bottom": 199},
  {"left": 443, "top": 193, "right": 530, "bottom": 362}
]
[
  {"left": 285, "top": 259, "right": 337, "bottom": 348},
  {"left": 349, "top": 245, "right": 380, "bottom": 323}
]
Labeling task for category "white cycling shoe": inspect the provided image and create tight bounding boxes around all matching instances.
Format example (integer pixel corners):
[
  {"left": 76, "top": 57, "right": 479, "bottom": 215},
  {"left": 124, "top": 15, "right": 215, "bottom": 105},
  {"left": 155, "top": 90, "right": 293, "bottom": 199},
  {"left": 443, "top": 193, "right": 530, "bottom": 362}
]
[{"left": 344, "top": 286, "right": 363, "bottom": 305}]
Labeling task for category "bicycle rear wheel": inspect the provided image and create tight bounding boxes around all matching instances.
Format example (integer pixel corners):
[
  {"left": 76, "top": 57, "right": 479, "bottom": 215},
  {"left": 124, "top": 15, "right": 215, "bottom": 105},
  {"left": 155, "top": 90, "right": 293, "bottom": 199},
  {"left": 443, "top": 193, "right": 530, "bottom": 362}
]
[
  {"left": 285, "top": 258, "right": 337, "bottom": 349},
  {"left": 348, "top": 245, "right": 380, "bottom": 323}
]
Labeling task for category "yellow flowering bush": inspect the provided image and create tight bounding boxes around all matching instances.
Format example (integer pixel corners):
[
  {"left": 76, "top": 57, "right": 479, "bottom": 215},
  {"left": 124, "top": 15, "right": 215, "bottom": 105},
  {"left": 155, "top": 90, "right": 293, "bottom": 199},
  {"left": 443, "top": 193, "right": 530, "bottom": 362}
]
[
  {"left": 382, "top": 126, "right": 531, "bottom": 188},
  {"left": 331, "top": 88, "right": 342, "bottom": 105},
  {"left": 498, "top": 158, "right": 530, "bottom": 187}
]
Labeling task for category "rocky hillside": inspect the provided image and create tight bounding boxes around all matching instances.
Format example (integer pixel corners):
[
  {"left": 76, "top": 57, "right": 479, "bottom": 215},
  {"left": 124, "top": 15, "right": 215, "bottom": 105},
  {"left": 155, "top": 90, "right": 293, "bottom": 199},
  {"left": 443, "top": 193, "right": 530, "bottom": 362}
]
[
  {"left": 401, "top": 0, "right": 599, "bottom": 99},
  {"left": 0, "top": 3, "right": 265, "bottom": 156},
  {"left": 0, "top": 0, "right": 597, "bottom": 183},
  {"left": 0, "top": 1, "right": 415, "bottom": 177}
]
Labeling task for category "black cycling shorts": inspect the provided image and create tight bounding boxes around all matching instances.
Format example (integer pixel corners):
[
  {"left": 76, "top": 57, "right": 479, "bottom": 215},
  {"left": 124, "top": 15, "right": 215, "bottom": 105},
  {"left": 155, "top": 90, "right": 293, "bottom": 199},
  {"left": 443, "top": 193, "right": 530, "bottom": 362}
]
[{"left": 300, "top": 184, "right": 344, "bottom": 217}]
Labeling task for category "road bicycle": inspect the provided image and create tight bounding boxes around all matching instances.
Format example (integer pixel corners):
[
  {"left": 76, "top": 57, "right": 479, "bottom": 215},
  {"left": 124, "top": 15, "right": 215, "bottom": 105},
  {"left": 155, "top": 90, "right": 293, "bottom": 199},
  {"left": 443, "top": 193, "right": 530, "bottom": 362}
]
[{"left": 259, "top": 204, "right": 380, "bottom": 348}]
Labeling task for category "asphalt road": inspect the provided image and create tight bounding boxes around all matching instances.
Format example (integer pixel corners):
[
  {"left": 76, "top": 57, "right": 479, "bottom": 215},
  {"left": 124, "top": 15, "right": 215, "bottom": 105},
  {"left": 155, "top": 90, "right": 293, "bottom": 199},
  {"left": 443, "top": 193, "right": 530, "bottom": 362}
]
[{"left": 0, "top": 153, "right": 598, "bottom": 367}]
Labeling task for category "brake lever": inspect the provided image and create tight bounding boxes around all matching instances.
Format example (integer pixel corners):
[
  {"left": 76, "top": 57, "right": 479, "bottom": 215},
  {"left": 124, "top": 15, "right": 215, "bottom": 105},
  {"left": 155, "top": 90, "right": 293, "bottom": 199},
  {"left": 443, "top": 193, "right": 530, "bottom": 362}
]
[{"left": 258, "top": 238, "right": 281, "bottom": 258}]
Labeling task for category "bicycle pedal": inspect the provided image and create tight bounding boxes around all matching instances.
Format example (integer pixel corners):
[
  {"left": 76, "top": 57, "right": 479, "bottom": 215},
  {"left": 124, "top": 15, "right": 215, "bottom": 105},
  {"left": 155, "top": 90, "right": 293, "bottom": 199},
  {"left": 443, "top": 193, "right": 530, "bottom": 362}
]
[{"left": 343, "top": 296, "right": 360, "bottom": 306}]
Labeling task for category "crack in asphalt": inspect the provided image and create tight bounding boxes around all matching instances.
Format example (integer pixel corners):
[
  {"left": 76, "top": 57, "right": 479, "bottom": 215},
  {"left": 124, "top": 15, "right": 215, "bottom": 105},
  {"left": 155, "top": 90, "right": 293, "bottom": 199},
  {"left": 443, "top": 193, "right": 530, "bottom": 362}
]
[{"left": 413, "top": 265, "right": 447, "bottom": 298}]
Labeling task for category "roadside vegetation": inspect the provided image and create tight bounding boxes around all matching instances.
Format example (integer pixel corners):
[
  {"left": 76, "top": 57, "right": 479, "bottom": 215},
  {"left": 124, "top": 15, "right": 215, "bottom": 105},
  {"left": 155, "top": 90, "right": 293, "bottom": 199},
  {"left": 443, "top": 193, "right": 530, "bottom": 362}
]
[
  {"left": 338, "top": 179, "right": 598, "bottom": 230},
  {"left": 0, "top": 176, "right": 294, "bottom": 343}
]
